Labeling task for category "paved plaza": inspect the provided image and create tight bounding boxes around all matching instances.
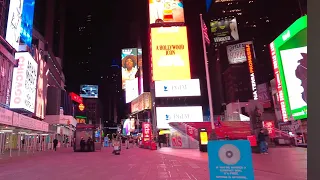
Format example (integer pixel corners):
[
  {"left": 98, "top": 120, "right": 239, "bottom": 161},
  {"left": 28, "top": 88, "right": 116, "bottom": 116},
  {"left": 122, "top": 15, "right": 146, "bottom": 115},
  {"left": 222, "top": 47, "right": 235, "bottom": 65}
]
[{"left": 0, "top": 146, "right": 307, "bottom": 180}]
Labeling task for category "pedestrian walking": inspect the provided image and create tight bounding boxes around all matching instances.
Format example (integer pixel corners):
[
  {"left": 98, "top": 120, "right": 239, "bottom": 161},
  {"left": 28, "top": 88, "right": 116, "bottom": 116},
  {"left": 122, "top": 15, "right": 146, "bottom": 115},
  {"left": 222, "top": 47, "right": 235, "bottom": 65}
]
[
  {"left": 258, "top": 129, "right": 268, "bottom": 154},
  {"left": 80, "top": 137, "right": 86, "bottom": 152},
  {"left": 53, "top": 138, "right": 58, "bottom": 151}
]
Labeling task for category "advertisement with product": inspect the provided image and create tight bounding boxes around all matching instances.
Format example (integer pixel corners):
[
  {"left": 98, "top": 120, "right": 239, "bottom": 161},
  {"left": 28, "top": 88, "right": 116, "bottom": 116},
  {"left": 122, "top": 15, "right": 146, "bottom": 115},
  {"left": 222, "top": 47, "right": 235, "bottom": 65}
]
[
  {"left": 6, "top": 0, "right": 25, "bottom": 50},
  {"left": 156, "top": 106, "right": 203, "bottom": 129},
  {"left": 122, "top": 118, "right": 136, "bottom": 135},
  {"left": 10, "top": 52, "right": 38, "bottom": 113},
  {"left": 245, "top": 43, "right": 258, "bottom": 100},
  {"left": 155, "top": 79, "right": 201, "bottom": 97},
  {"left": 125, "top": 78, "right": 139, "bottom": 103},
  {"left": 121, "top": 48, "right": 138, "bottom": 89},
  {"left": 80, "top": 85, "right": 98, "bottom": 98},
  {"left": 151, "top": 26, "right": 191, "bottom": 81},
  {"left": 209, "top": 17, "right": 239, "bottom": 44},
  {"left": 20, "top": 0, "right": 35, "bottom": 47},
  {"left": 69, "top": 92, "right": 83, "bottom": 104},
  {"left": 131, "top": 92, "right": 152, "bottom": 113},
  {"left": 142, "top": 122, "right": 152, "bottom": 144},
  {"left": 149, "top": 0, "right": 185, "bottom": 25},
  {"left": 257, "top": 83, "right": 272, "bottom": 108},
  {"left": 34, "top": 47, "right": 48, "bottom": 119},
  {"left": 226, "top": 41, "right": 253, "bottom": 64},
  {"left": 269, "top": 15, "right": 307, "bottom": 121}
]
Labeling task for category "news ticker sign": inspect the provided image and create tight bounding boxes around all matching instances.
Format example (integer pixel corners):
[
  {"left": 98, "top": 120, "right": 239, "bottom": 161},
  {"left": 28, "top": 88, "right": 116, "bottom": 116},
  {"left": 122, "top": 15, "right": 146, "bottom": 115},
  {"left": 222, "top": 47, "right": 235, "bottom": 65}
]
[
  {"left": 10, "top": 52, "right": 38, "bottom": 113},
  {"left": 155, "top": 79, "right": 201, "bottom": 97},
  {"left": 156, "top": 106, "right": 203, "bottom": 129},
  {"left": 245, "top": 44, "right": 258, "bottom": 100}
]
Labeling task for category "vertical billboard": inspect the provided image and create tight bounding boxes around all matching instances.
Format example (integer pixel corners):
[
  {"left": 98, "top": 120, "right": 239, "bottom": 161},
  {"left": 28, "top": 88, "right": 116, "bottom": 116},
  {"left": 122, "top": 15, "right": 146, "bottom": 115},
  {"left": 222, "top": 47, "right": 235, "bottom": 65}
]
[
  {"left": 149, "top": 0, "right": 185, "bottom": 25},
  {"left": 156, "top": 106, "right": 203, "bottom": 129},
  {"left": 6, "top": 0, "right": 25, "bottom": 50},
  {"left": 121, "top": 48, "right": 138, "bottom": 89},
  {"left": 226, "top": 41, "right": 253, "bottom": 64},
  {"left": 34, "top": 47, "right": 48, "bottom": 119},
  {"left": 80, "top": 85, "right": 98, "bottom": 98},
  {"left": 245, "top": 43, "right": 258, "bottom": 100},
  {"left": 269, "top": 15, "right": 307, "bottom": 121},
  {"left": 137, "top": 48, "right": 144, "bottom": 94},
  {"left": 20, "top": 0, "right": 35, "bottom": 47},
  {"left": 210, "top": 17, "right": 239, "bottom": 44},
  {"left": 151, "top": 26, "right": 191, "bottom": 81},
  {"left": 125, "top": 78, "right": 139, "bottom": 103},
  {"left": 10, "top": 52, "right": 38, "bottom": 113}
]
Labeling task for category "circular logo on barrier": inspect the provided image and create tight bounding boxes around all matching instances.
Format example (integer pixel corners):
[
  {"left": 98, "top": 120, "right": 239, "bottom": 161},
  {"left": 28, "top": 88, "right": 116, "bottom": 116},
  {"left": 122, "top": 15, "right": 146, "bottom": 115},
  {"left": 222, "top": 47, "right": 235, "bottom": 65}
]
[{"left": 218, "top": 144, "right": 241, "bottom": 165}]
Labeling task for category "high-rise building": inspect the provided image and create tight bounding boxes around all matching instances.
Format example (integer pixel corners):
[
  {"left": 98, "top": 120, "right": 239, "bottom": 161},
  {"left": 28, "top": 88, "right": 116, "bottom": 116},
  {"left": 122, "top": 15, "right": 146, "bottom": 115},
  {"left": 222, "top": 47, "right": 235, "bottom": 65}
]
[
  {"left": 83, "top": 98, "right": 102, "bottom": 127},
  {"left": 206, "top": 0, "right": 307, "bottom": 113}
]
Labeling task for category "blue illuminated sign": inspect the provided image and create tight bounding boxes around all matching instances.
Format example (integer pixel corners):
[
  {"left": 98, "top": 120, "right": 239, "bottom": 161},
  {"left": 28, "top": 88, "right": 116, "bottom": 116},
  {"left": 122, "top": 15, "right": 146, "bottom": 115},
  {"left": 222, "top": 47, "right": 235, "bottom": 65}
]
[
  {"left": 208, "top": 140, "right": 254, "bottom": 180},
  {"left": 20, "top": 0, "right": 35, "bottom": 47}
]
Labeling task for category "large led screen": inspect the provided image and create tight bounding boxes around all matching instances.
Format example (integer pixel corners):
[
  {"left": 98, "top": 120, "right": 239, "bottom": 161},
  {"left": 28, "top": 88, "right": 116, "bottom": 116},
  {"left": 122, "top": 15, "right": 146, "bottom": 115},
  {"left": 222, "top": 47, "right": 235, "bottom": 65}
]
[
  {"left": 121, "top": 48, "right": 138, "bottom": 89},
  {"left": 6, "top": 0, "right": 25, "bottom": 50},
  {"left": 35, "top": 48, "right": 48, "bottom": 119},
  {"left": 226, "top": 41, "right": 253, "bottom": 64},
  {"left": 80, "top": 85, "right": 98, "bottom": 98},
  {"left": 151, "top": 26, "right": 191, "bottom": 81},
  {"left": 155, "top": 79, "right": 201, "bottom": 97},
  {"left": 156, "top": 106, "right": 203, "bottom": 129},
  {"left": 10, "top": 52, "right": 38, "bottom": 113},
  {"left": 125, "top": 78, "right": 139, "bottom": 103},
  {"left": 210, "top": 17, "right": 239, "bottom": 44},
  {"left": 149, "top": 0, "right": 185, "bottom": 25},
  {"left": 137, "top": 48, "right": 144, "bottom": 94},
  {"left": 20, "top": 0, "right": 35, "bottom": 47},
  {"left": 270, "top": 15, "right": 307, "bottom": 121}
]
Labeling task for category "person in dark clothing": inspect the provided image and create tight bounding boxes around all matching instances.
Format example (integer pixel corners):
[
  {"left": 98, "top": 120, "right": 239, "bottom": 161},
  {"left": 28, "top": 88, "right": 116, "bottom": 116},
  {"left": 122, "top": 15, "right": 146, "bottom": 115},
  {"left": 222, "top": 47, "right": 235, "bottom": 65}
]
[
  {"left": 258, "top": 129, "right": 268, "bottom": 154},
  {"left": 80, "top": 137, "right": 86, "bottom": 152},
  {"left": 158, "top": 136, "right": 161, "bottom": 148},
  {"left": 53, "top": 138, "right": 58, "bottom": 151},
  {"left": 87, "top": 137, "right": 93, "bottom": 152}
]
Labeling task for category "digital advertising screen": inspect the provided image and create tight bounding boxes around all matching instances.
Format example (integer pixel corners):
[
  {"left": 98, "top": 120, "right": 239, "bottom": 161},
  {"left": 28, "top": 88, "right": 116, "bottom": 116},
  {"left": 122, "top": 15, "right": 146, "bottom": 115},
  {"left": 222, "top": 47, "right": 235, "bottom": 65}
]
[
  {"left": 149, "top": 0, "right": 185, "bottom": 25},
  {"left": 151, "top": 26, "right": 191, "bottom": 81},
  {"left": 156, "top": 106, "right": 203, "bottom": 129},
  {"left": 226, "top": 41, "right": 253, "bottom": 64},
  {"left": 10, "top": 52, "right": 38, "bottom": 113},
  {"left": 210, "top": 17, "right": 239, "bottom": 44},
  {"left": 137, "top": 48, "right": 144, "bottom": 94},
  {"left": 121, "top": 48, "right": 138, "bottom": 90},
  {"left": 269, "top": 15, "right": 307, "bottom": 121},
  {"left": 80, "top": 85, "right": 98, "bottom": 98},
  {"left": 155, "top": 79, "right": 201, "bottom": 97},
  {"left": 35, "top": 51, "right": 48, "bottom": 119},
  {"left": 125, "top": 78, "right": 139, "bottom": 103},
  {"left": 20, "top": 0, "right": 35, "bottom": 47},
  {"left": 6, "top": 0, "right": 25, "bottom": 50}
]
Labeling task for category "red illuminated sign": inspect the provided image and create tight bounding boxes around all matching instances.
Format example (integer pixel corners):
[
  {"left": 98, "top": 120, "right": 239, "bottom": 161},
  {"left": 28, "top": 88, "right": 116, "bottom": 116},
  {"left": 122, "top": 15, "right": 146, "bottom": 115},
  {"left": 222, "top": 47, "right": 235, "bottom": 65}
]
[
  {"left": 78, "top": 103, "right": 85, "bottom": 111},
  {"left": 269, "top": 42, "right": 288, "bottom": 122},
  {"left": 69, "top": 92, "right": 83, "bottom": 104},
  {"left": 142, "top": 122, "right": 152, "bottom": 144},
  {"left": 263, "top": 120, "right": 276, "bottom": 138}
]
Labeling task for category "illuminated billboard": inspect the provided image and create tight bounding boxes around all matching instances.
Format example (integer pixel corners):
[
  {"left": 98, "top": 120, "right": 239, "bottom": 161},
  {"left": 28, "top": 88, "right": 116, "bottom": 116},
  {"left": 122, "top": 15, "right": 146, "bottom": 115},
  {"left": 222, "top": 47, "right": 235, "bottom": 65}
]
[
  {"left": 210, "top": 17, "right": 239, "bottom": 44},
  {"left": 20, "top": 0, "right": 35, "bottom": 47},
  {"left": 69, "top": 92, "right": 83, "bottom": 104},
  {"left": 151, "top": 26, "right": 191, "bottom": 81},
  {"left": 156, "top": 106, "right": 203, "bottom": 129},
  {"left": 126, "top": 78, "right": 139, "bottom": 103},
  {"left": 35, "top": 49, "right": 48, "bottom": 119},
  {"left": 6, "top": 0, "right": 25, "bottom": 50},
  {"left": 269, "top": 15, "right": 307, "bottom": 121},
  {"left": 149, "top": 0, "right": 185, "bottom": 25},
  {"left": 155, "top": 79, "right": 201, "bottom": 97},
  {"left": 80, "top": 85, "right": 98, "bottom": 98},
  {"left": 245, "top": 44, "right": 258, "bottom": 100},
  {"left": 10, "top": 52, "right": 38, "bottom": 113},
  {"left": 137, "top": 48, "right": 144, "bottom": 94},
  {"left": 226, "top": 41, "right": 253, "bottom": 64},
  {"left": 121, "top": 48, "right": 138, "bottom": 89}
]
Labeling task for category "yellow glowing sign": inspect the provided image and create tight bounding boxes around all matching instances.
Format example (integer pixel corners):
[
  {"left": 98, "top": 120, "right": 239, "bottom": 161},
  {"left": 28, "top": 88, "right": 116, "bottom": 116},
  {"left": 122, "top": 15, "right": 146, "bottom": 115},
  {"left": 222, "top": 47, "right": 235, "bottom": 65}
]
[
  {"left": 151, "top": 26, "right": 191, "bottom": 81},
  {"left": 200, "top": 132, "right": 208, "bottom": 145}
]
